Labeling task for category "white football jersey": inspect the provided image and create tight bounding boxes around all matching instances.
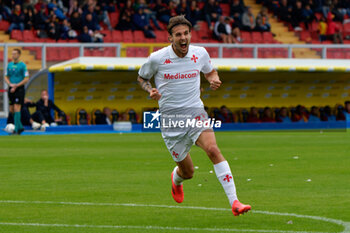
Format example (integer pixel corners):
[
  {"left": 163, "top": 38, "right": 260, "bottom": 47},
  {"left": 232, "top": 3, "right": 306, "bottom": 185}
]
[{"left": 138, "top": 45, "right": 214, "bottom": 110}]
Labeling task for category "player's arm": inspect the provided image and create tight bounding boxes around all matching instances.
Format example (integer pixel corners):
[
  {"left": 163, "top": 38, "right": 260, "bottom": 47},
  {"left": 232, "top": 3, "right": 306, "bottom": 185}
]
[
  {"left": 14, "top": 77, "right": 29, "bottom": 88},
  {"left": 4, "top": 76, "right": 13, "bottom": 87},
  {"left": 137, "top": 76, "right": 161, "bottom": 101},
  {"left": 204, "top": 69, "right": 222, "bottom": 90}
]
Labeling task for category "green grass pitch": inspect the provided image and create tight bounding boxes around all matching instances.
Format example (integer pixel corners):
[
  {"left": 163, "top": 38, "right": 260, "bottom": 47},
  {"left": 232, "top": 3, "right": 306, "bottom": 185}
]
[{"left": 0, "top": 131, "right": 349, "bottom": 233}]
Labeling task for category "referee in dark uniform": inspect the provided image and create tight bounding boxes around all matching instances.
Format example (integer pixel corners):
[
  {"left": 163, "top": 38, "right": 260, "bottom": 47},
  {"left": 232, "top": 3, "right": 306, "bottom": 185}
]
[{"left": 4, "top": 49, "right": 29, "bottom": 134}]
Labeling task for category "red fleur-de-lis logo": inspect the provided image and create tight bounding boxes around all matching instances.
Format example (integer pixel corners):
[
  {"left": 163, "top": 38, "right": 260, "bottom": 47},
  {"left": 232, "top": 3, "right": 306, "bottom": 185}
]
[
  {"left": 164, "top": 59, "right": 172, "bottom": 64},
  {"left": 223, "top": 175, "right": 232, "bottom": 182},
  {"left": 191, "top": 54, "right": 198, "bottom": 63},
  {"left": 172, "top": 151, "right": 179, "bottom": 158}
]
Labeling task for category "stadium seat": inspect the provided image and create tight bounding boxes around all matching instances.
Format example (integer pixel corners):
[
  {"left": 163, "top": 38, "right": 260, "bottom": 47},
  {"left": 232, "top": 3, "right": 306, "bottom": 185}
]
[
  {"left": 251, "top": 32, "right": 263, "bottom": 43},
  {"left": 262, "top": 32, "right": 274, "bottom": 43},
  {"left": 58, "top": 48, "right": 71, "bottom": 61},
  {"left": 220, "top": 3, "right": 230, "bottom": 16},
  {"left": 205, "top": 47, "right": 218, "bottom": 58},
  {"left": 0, "top": 20, "right": 9, "bottom": 30},
  {"left": 299, "top": 31, "right": 311, "bottom": 42},
  {"left": 101, "top": 30, "right": 112, "bottom": 42},
  {"left": 122, "top": 30, "right": 133, "bottom": 42},
  {"left": 135, "top": 47, "right": 149, "bottom": 57},
  {"left": 47, "top": 47, "right": 60, "bottom": 61},
  {"left": 126, "top": 47, "right": 137, "bottom": 57},
  {"left": 23, "top": 30, "right": 36, "bottom": 42},
  {"left": 155, "top": 30, "right": 168, "bottom": 43},
  {"left": 112, "top": 30, "right": 123, "bottom": 42},
  {"left": 11, "top": 30, "right": 23, "bottom": 41},
  {"left": 133, "top": 30, "right": 145, "bottom": 43},
  {"left": 76, "top": 108, "right": 90, "bottom": 125},
  {"left": 109, "top": 12, "right": 119, "bottom": 28}
]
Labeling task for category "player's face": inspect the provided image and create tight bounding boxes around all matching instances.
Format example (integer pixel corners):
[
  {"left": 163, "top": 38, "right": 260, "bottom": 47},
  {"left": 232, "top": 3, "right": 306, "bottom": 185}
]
[
  {"left": 169, "top": 24, "right": 191, "bottom": 58},
  {"left": 12, "top": 50, "right": 20, "bottom": 62}
]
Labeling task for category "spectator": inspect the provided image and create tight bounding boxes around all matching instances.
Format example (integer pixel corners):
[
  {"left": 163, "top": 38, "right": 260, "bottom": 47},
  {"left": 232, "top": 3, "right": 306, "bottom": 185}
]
[
  {"left": 291, "top": 105, "right": 308, "bottom": 122},
  {"left": 276, "top": 107, "right": 292, "bottom": 123},
  {"left": 47, "top": 14, "right": 61, "bottom": 40},
  {"left": 69, "top": 0, "right": 82, "bottom": 16},
  {"left": 318, "top": 16, "right": 327, "bottom": 41},
  {"left": 133, "top": 6, "right": 156, "bottom": 38},
  {"left": 308, "top": 106, "right": 321, "bottom": 122},
  {"left": 219, "top": 105, "right": 235, "bottom": 123},
  {"left": 78, "top": 25, "right": 92, "bottom": 42},
  {"left": 214, "top": 16, "right": 234, "bottom": 43},
  {"left": 34, "top": 89, "right": 64, "bottom": 127},
  {"left": 70, "top": 10, "right": 82, "bottom": 31},
  {"left": 48, "top": 0, "right": 66, "bottom": 21},
  {"left": 246, "top": 107, "right": 261, "bottom": 123},
  {"left": 231, "top": 18, "right": 242, "bottom": 42},
  {"left": 7, "top": 4, "right": 25, "bottom": 33},
  {"left": 256, "top": 6, "right": 270, "bottom": 32},
  {"left": 135, "top": 0, "right": 161, "bottom": 30},
  {"left": 230, "top": 0, "right": 245, "bottom": 23},
  {"left": 34, "top": 0, "right": 47, "bottom": 14},
  {"left": 302, "top": 4, "right": 315, "bottom": 30},
  {"left": 83, "top": 12, "right": 100, "bottom": 31},
  {"left": 320, "top": 106, "right": 336, "bottom": 121},
  {"left": 116, "top": 0, "right": 135, "bottom": 30},
  {"left": 242, "top": 7, "right": 255, "bottom": 31},
  {"left": 261, "top": 107, "right": 275, "bottom": 122},
  {"left": 204, "top": 0, "right": 222, "bottom": 31},
  {"left": 176, "top": 0, "right": 190, "bottom": 18},
  {"left": 343, "top": 101, "right": 350, "bottom": 121},
  {"left": 291, "top": 1, "right": 304, "bottom": 31},
  {"left": 326, "top": 12, "right": 343, "bottom": 44},
  {"left": 154, "top": 0, "right": 171, "bottom": 24},
  {"left": 188, "top": 0, "right": 201, "bottom": 30},
  {"left": 103, "top": 107, "right": 112, "bottom": 125},
  {"left": 24, "top": 7, "right": 34, "bottom": 30},
  {"left": 95, "top": 1, "right": 113, "bottom": 30},
  {"left": 278, "top": 0, "right": 292, "bottom": 24},
  {"left": 60, "top": 18, "right": 77, "bottom": 39}
]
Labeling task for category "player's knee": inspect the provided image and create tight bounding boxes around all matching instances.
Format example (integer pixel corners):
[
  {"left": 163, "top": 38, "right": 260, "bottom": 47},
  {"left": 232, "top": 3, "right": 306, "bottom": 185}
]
[{"left": 206, "top": 144, "right": 221, "bottom": 159}]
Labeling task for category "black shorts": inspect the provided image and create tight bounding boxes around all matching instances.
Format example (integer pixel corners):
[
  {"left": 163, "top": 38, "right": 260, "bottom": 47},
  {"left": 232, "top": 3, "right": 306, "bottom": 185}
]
[{"left": 8, "top": 86, "right": 25, "bottom": 105}]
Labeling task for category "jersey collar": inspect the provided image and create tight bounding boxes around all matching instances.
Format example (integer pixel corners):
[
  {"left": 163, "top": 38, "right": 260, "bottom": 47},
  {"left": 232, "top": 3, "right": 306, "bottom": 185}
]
[{"left": 169, "top": 45, "right": 192, "bottom": 59}]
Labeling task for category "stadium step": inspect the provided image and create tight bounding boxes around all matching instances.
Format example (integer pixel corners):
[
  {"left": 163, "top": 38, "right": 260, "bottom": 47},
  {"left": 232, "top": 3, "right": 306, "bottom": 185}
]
[
  {"left": 244, "top": 0, "right": 320, "bottom": 58},
  {"left": 0, "top": 31, "right": 42, "bottom": 70}
]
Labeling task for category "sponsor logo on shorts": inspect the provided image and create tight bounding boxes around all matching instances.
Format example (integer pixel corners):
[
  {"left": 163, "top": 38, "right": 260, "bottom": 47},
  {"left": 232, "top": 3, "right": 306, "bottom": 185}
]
[{"left": 164, "top": 70, "right": 199, "bottom": 80}]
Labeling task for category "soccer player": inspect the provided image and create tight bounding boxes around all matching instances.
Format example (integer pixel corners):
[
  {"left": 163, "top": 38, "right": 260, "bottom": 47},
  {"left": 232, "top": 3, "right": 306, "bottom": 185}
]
[
  {"left": 137, "top": 15, "right": 251, "bottom": 216},
  {"left": 4, "top": 49, "right": 29, "bottom": 134}
]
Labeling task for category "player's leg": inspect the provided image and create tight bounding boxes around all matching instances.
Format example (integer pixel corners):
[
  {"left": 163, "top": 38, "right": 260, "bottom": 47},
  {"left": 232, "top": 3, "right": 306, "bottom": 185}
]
[
  {"left": 196, "top": 130, "right": 251, "bottom": 216},
  {"left": 171, "top": 153, "right": 194, "bottom": 203},
  {"left": 13, "top": 103, "right": 24, "bottom": 134}
]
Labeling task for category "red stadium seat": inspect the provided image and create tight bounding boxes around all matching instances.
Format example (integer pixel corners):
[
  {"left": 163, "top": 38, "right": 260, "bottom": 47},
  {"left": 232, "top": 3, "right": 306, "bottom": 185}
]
[
  {"left": 101, "top": 30, "right": 112, "bottom": 42},
  {"left": 262, "top": 32, "right": 274, "bottom": 42},
  {"left": 0, "top": 21, "right": 9, "bottom": 30},
  {"left": 155, "top": 30, "right": 168, "bottom": 43},
  {"left": 23, "top": 30, "right": 35, "bottom": 42},
  {"left": 220, "top": 3, "right": 230, "bottom": 16},
  {"left": 112, "top": 30, "right": 123, "bottom": 42},
  {"left": 122, "top": 30, "right": 133, "bottom": 42},
  {"left": 126, "top": 47, "right": 137, "bottom": 57},
  {"left": 133, "top": 30, "right": 145, "bottom": 43},
  {"left": 109, "top": 12, "right": 119, "bottom": 28},
  {"left": 135, "top": 47, "right": 149, "bottom": 57},
  {"left": 69, "top": 48, "right": 80, "bottom": 58},
  {"left": 299, "top": 31, "right": 311, "bottom": 42},
  {"left": 251, "top": 32, "right": 263, "bottom": 43},
  {"left": 191, "top": 30, "right": 200, "bottom": 43},
  {"left": 11, "top": 30, "right": 23, "bottom": 41},
  {"left": 205, "top": 47, "right": 218, "bottom": 58}
]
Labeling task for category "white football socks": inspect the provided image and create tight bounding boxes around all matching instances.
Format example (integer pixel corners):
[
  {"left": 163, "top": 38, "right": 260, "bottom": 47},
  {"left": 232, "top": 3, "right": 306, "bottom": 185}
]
[
  {"left": 214, "top": 160, "right": 238, "bottom": 206},
  {"left": 172, "top": 166, "right": 184, "bottom": 186}
]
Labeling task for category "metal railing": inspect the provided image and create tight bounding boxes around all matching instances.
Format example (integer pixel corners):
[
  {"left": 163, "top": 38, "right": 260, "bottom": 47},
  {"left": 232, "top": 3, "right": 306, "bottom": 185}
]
[{"left": 1, "top": 42, "right": 350, "bottom": 117}]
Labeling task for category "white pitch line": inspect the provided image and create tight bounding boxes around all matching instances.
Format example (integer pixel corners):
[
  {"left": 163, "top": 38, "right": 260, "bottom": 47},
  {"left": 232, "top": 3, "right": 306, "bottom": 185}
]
[
  {"left": 0, "top": 222, "right": 327, "bottom": 233},
  {"left": 0, "top": 200, "right": 349, "bottom": 233}
]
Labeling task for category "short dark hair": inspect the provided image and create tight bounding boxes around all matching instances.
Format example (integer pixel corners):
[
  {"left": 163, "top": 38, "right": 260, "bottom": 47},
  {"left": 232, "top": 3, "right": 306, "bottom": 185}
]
[
  {"left": 167, "top": 15, "right": 192, "bottom": 35},
  {"left": 345, "top": 101, "right": 350, "bottom": 105},
  {"left": 13, "top": 48, "right": 21, "bottom": 55}
]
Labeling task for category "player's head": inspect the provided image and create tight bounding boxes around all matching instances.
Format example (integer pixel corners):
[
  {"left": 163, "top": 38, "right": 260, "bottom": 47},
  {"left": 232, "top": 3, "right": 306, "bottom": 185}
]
[
  {"left": 345, "top": 100, "right": 350, "bottom": 112},
  {"left": 41, "top": 89, "right": 49, "bottom": 99},
  {"left": 12, "top": 49, "right": 21, "bottom": 62},
  {"left": 167, "top": 15, "right": 192, "bottom": 57}
]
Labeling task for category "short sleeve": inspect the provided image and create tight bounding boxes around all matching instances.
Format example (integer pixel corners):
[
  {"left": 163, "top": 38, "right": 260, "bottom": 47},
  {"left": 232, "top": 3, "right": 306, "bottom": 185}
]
[
  {"left": 138, "top": 54, "right": 158, "bottom": 80},
  {"left": 5, "top": 65, "right": 9, "bottom": 76},
  {"left": 200, "top": 48, "right": 214, "bottom": 74},
  {"left": 23, "top": 63, "right": 29, "bottom": 77}
]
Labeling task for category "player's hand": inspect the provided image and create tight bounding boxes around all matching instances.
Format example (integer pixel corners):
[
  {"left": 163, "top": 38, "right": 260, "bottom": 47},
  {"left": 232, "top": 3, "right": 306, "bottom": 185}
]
[
  {"left": 150, "top": 88, "right": 161, "bottom": 101},
  {"left": 210, "top": 78, "right": 222, "bottom": 90},
  {"left": 10, "top": 85, "right": 17, "bottom": 93},
  {"left": 9, "top": 83, "right": 16, "bottom": 88}
]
